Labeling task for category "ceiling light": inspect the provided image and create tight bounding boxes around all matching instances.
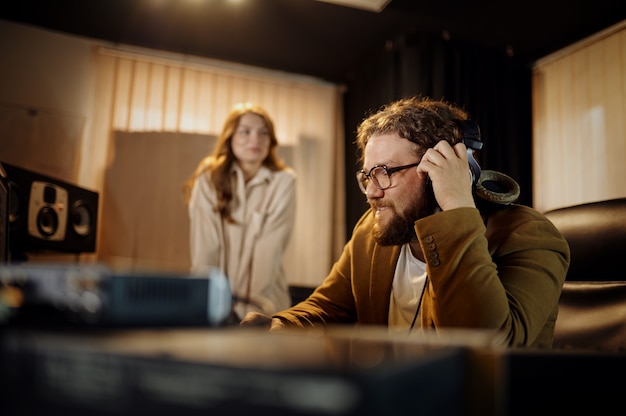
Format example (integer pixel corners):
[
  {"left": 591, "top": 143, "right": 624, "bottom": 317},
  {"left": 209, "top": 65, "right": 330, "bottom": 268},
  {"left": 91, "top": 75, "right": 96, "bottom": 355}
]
[{"left": 315, "top": 0, "right": 391, "bottom": 13}]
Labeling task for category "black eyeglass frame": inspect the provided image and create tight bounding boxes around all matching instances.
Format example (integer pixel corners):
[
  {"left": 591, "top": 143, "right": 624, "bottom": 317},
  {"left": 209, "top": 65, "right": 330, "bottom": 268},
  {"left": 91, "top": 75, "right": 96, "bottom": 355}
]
[{"left": 356, "top": 162, "right": 421, "bottom": 194}]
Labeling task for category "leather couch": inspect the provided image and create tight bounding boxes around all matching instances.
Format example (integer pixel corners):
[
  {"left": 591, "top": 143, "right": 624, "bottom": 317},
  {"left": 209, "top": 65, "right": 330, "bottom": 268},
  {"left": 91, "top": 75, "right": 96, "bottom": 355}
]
[{"left": 543, "top": 198, "right": 626, "bottom": 351}]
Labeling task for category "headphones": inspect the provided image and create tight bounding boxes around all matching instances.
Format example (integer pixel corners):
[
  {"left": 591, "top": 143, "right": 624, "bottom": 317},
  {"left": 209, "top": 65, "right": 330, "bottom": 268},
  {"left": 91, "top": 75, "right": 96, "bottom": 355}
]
[{"left": 456, "top": 120, "right": 520, "bottom": 206}]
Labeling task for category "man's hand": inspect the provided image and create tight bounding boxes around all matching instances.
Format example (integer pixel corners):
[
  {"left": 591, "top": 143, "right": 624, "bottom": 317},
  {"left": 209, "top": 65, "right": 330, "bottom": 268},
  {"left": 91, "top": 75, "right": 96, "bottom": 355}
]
[
  {"left": 416, "top": 140, "right": 476, "bottom": 211},
  {"left": 239, "top": 311, "right": 285, "bottom": 331}
]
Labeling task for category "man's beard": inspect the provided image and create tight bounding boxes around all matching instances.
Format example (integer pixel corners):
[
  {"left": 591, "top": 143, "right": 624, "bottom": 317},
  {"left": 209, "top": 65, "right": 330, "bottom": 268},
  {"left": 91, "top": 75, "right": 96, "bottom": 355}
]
[{"left": 372, "top": 188, "right": 437, "bottom": 246}]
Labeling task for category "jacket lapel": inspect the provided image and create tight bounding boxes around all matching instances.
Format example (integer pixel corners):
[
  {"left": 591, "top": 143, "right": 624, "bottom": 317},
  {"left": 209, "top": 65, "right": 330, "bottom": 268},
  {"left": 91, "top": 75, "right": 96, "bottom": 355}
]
[{"left": 367, "top": 243, "right": 400, "bottom": 324}]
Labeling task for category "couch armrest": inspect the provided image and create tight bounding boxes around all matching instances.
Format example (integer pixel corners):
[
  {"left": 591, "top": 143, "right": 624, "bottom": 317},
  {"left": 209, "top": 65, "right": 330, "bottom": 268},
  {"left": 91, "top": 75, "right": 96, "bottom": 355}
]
[{"left": 554, "top": 280, "right": 626, "bottom": 352}]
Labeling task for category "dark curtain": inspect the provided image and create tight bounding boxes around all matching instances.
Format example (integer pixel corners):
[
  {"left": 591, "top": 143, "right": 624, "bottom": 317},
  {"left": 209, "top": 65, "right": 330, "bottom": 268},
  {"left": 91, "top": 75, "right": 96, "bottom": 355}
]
[{"left": 342, "top": 32, "right": 533, "bottom": 237}]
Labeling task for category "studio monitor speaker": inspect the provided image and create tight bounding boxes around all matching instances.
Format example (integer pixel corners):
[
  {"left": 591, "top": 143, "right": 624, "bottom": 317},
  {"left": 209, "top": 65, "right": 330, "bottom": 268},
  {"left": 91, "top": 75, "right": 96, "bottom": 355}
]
[{"left": 1, "top": 162, "right": 99, "bottom": 256}]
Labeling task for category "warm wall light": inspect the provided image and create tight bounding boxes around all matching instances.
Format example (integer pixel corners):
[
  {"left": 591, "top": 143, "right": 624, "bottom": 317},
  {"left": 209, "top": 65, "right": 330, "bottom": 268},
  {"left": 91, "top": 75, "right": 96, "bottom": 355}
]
[{"left": 315, "top": 0, "right": 391, "bottom": 13}]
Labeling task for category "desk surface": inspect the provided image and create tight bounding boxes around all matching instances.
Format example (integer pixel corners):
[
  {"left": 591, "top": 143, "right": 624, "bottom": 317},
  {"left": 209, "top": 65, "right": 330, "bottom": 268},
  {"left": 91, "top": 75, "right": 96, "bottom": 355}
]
[
  {"left": 0, "top": 326, "right": 501, "bottom": 416},
  {"left": 1, "top": 325, "right": 501, "bottom": 369}
]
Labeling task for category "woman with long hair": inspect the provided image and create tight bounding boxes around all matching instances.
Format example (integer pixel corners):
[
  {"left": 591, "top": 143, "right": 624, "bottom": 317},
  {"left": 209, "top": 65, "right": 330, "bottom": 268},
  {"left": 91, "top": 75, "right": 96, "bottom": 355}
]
[{"left": 184, "top": 102, "right": 296, "bottom": 319}]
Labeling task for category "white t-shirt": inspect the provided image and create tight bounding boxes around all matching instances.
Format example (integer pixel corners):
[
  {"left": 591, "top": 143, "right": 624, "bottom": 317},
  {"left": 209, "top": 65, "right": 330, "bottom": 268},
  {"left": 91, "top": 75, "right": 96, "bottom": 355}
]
[{"left": 388, "top": 244, "right": 428, "bottom": 333}]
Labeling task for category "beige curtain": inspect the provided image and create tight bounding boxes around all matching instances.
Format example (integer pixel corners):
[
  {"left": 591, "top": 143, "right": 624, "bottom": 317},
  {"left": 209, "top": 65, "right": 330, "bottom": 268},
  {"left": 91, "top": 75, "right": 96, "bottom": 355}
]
[
  {"left": 81, "top": 46, "right": 345, "bottom": 287},
  {"left": 532, "top": 20, "right": 626, "bottom": 213}
]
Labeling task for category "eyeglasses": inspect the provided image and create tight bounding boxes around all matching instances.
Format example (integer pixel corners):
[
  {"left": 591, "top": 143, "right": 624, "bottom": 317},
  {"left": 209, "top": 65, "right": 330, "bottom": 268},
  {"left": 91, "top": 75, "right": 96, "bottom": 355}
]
[{"left": 356, "top": 162, "right": 420, "bottom": 194}]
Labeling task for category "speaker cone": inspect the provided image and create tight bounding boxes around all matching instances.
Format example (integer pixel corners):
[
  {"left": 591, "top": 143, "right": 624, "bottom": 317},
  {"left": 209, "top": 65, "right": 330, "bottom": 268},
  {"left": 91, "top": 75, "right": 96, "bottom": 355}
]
[
  {"left": 36, "top": 206, "right": 59, "bottom": 237},
  {"left": 71, "top": 201, "right": 92, "bottom": 237}
]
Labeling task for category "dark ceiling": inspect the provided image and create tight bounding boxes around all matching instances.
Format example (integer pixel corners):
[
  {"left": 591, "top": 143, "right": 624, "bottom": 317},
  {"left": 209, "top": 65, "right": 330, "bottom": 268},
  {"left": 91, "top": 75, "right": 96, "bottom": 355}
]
[{"left": 2, "top": 0, "right": 626, "bottom": 83}]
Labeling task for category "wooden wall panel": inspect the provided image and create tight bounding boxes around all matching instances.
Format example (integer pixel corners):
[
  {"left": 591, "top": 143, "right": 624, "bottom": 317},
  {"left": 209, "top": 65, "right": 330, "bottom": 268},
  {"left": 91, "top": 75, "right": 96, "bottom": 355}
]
[
  {"left": 532, "top": 21, "right": 626, "bottom": 212},
  {"left": 0, "top": 103, "right": 85, "bottom": 183},
  {"left": 98, "top": 132, "right": 212, "bottom": 273}
]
